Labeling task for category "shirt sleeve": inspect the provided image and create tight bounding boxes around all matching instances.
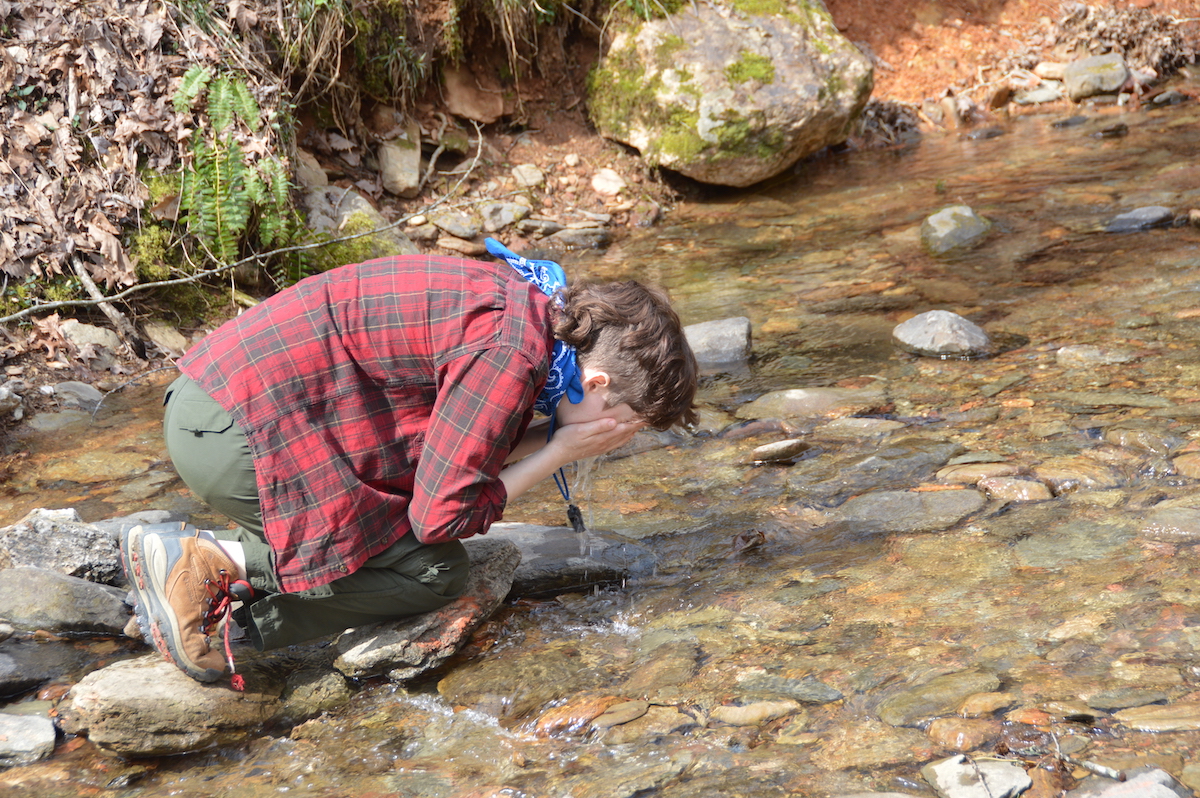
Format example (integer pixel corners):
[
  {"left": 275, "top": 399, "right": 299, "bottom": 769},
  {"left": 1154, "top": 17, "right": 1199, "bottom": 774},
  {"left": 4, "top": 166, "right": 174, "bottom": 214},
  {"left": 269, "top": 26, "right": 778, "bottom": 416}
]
[{"left": 408, "top": 346, "right": 540, "bottom": 544}]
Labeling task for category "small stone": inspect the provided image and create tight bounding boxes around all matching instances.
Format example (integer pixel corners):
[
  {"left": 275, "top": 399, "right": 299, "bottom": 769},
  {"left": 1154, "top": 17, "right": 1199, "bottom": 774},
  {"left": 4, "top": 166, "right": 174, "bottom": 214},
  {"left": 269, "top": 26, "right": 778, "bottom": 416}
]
[
  {"left": 511, "top": 164, "right": 545, "bottom": 188},
  {"left": 1106, "top": 206, "right": 1174, "bottom": 233},
  {"left": 926, "top": 717, "right": 1000, "bottom": 752},
  {"left": 436, "top": 236, "right": 487, "bottom": 256},
  {"left": 591, "top": 168, "right": 626, "bottom": 197},
  {"left": 977, "top": 476, "right": 1053, "bottom": 502},
  {"left": 750, "top": 438, "right": 810, "bottom": 463},
  {"left": 563, "top": 153, "right": 580, "bottom": 168},
  {"left": 892, "top": 310, "right": 993, "bottom": 359}
]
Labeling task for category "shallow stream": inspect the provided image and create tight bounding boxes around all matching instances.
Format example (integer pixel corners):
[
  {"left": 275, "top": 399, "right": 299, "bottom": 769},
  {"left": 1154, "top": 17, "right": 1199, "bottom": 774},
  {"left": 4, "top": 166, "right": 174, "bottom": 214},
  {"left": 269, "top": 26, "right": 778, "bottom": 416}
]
[{"left": 6, "top": 78, "right": 1200, "bottom": 796}]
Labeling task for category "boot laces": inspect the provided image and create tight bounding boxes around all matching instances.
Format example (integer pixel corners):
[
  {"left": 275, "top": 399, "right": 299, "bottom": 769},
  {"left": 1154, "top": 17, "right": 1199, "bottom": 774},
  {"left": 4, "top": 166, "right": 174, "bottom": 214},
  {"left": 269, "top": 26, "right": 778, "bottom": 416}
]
[{"left": 202, "top": 570, "right": 254, "bottom": 692}]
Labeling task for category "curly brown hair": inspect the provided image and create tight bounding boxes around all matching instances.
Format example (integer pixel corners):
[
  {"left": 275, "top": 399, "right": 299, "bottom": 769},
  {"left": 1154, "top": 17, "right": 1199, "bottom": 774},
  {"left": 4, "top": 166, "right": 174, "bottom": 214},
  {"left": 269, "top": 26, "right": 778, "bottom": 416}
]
[{"left": 553, "top": 280, "right": 698, "bottom": 430}]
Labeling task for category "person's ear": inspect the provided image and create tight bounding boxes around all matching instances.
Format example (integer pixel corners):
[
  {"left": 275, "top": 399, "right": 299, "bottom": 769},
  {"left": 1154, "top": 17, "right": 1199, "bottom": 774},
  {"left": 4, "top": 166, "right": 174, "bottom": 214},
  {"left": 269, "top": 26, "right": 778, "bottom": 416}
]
[{"left": 581, "top": 367, "right": 611, "bottom": 391}]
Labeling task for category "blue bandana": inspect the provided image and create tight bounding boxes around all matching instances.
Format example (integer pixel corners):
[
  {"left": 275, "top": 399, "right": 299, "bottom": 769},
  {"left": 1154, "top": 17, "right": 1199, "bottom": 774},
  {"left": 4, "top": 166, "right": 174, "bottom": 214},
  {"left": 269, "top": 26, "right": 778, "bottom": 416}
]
[{"left": 485, "top": 237, "right": 584, "bottom": 415}]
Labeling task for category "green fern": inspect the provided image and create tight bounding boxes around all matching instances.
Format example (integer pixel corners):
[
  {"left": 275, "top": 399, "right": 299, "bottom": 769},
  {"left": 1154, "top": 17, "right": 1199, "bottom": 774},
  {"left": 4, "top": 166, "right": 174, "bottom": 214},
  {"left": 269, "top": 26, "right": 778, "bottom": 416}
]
[
  {"left": 172, "top": 70, "right": 305, "bottom": 274},
  {"left": 173, "top": 65, "right": 213, "bottom": 114}
]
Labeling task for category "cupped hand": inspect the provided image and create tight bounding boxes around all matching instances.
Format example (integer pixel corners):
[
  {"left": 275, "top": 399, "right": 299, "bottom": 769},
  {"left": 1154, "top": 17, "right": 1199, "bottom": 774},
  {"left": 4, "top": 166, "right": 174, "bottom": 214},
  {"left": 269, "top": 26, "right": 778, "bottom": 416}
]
[{"left": 550, "top": 417, "right": 644, "bottom": 462}]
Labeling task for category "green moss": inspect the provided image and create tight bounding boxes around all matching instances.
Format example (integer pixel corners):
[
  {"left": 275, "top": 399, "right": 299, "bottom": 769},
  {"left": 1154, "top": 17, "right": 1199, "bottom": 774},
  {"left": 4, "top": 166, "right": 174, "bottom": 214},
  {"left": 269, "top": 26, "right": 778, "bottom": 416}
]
[
  {"left": 726, "top": 50, "right": 775, "bottom": 85},
  {"left": 730, "top": 0, "right": 806, "bottom": 24},
  {"left": 307, "top": 211, "right": 410, "bottom": 273},
  {"left": 128, "top": 225, "right": 177, "bottom": 282}
]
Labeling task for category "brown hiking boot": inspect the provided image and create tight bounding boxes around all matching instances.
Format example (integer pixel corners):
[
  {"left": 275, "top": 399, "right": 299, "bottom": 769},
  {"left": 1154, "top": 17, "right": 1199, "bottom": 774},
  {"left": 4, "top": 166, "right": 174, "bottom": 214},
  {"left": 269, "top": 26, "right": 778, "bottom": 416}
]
[{"left": 120, "top": 523, "right": 241, "bottom": 683}]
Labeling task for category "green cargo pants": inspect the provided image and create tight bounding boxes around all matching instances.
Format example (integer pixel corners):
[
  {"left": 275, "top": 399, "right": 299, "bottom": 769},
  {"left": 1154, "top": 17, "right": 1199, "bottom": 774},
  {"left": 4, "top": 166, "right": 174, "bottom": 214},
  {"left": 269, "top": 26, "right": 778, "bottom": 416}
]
[{"left": 162, "top": 374, "right": 470, "bottom": 651}]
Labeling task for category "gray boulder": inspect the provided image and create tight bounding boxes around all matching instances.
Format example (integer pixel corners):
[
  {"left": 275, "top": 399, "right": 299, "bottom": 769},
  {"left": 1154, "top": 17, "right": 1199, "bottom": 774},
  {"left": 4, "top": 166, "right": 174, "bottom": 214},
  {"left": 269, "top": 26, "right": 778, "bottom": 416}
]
[
  {"left": 0, "top": 508, "right": 122, "bottom": 584},
  {"left": 0, "top": 567, "right": 130, "bottom": 634},
  {"left": 588, "top": 0, "right": 872, "bottom": 187},
  {"left": 1063, "top": 53, "right": 1130, "bottom": 101},
  {"left": 484, "top": 523, "right": 656, "bottom": 596},
  {"left": 0, "top": 714, "right": 56, "bottom": 767},
  {"left": 685, "top": 317, "right": 753, "bottom": 366}
]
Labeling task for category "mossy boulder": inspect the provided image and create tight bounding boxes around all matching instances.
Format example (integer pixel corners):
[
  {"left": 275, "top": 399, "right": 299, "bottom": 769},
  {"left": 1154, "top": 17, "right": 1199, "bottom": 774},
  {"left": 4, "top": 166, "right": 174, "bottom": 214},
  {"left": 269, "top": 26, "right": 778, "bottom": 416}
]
[{"left": 588, "top": 0, "right": 873, "bottom": 187}]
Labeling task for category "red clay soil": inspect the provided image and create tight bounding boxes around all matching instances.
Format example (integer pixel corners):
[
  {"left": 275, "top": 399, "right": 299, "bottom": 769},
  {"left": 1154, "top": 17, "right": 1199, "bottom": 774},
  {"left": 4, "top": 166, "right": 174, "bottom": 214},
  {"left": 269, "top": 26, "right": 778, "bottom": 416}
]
[{"left": 822, "top": 0, "right": 1199, "bottom": 104}]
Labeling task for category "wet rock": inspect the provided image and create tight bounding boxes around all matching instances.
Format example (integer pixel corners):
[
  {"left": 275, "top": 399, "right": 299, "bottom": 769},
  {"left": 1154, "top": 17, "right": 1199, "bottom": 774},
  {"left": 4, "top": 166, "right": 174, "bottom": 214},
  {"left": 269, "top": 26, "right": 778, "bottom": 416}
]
[
  {"left": 0, "top": 636, "right": 102, "bottom": 696},
  {"left": 1030, "top": 456, "right": 1124, "bottom": 494},
  {"left": 1056, "top": 344, "right": 1137, "bottom": 367},
  {"left": 709, "top": 699, "right": 800, "bottom": 727},
  {"left": 1174, "top": 452, "right": 1200, "bottom": 478},
  {"left": 925, "top": 717, "right": 1000, "bottom": 752},
  {"left": 920, "top": 206, "right": 992, "bottom": 256},
  {"left": 685, "top": 317, "right": 753, "bottom": 365},
  {"left": 892, "top": 310, "right": 993, "bottom": 359},
  {"left": 736, "top": 384, "right": 887, "bottom": 421},
  {"left": 1103, "top": 425, "right": 1184, "bottom": 456},
  {"left": 811, "top": 718, "right": 930, "bottom": 770},
  {"left": 815, "top": 418, "right": 907, "bottom": 438},
  {"left": 595, "top": 706, "right": 696, "bottom": 747},
  {"left": 922, "top": 753, "right": 1031, "bottom": 798},
  {"left": 334, "top": 538, "right": 520, "bottom": 680},
  {"left": 0, "top": 714, "right": 56, "bottom": 766},
  {"left": 788, "top": 437, "right": 967, "bottom": 503},
  {"left": 378, "top": 123, "right": 421, "bottom": 198},
  {"left": 587, "top": 1, "right": 871, "bottom": 188},
  {"left": 1087, "top": 687, "right": 1170, "bottom": 712},
  {"left": 977, "top": 476, "right": 1053, "bottom": 502},
  {"left": 736, "top": 673, "right": 843, "bottom": 705},
  {"left": 0, "top": 508, "right": 122, "bottom": 584},
  {"left": 832, "top": 488, "right": 985, "bottom": 535},
  {"left": 480, "top": 201, "right": 531, "bottom": 233},
  {"left": 1015, "top": 518, "right": 1134, "bottom": 568},
  {"left": 482, "top": 523, "right": 655, "bottom": 596},
  {"left": 1106, "top": 206, "right": 1175, "bottom": 233},
  {"left": 1114, "top": 703, "right": 1200, "bottom": 732},
  {"left": 749, "top": 438, "right": 811, "bottom": 464},
  {"left": 60, "top": 657, "right": 284, "bottom": 756},
  {"left": 936, "top": 462, "right": 1023, "bottom": 484},
  {"left": 0, "top": 567, "right": 129, "bottom": 634},
  {"left": 876, "top": 670, "right": 1001, "bottom": 728},
  {"left": 1069, "top": 766, "right": 1192, "bottom": 798},
  {"left": 1140, "top": 506, "right": 1200, "bottom": 544},
  {"left": 591, "top": 699, "right": 650, "bottom": 729},
  {"left": 958, "top": 692, "right": 1018, "bottom": 718},
  {"left": 1063, "top": 53, "right": 1130, "bottom": 101}
]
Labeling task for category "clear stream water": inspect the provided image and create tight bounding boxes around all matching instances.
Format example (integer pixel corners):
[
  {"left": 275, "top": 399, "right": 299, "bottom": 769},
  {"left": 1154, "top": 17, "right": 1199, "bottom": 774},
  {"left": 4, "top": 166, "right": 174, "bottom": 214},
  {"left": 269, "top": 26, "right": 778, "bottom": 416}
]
[{"left": 5, "top": 76, "right": 1200, "bottom": 797}]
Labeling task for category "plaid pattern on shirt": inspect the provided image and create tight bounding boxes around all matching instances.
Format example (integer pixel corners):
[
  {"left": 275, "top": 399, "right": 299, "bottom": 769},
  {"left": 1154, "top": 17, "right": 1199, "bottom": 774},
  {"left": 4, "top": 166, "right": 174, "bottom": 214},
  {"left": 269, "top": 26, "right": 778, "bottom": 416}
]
[{"left": 178, "top": 255, "right": 553, "bottom": 592}]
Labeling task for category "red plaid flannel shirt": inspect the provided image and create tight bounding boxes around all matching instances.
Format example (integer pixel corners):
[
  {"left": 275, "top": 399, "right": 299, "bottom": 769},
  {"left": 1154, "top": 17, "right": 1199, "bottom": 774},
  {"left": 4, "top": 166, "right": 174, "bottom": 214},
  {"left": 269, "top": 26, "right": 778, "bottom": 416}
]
[{"left": 178, "top": 255, "right": 552, "bottom": 592}]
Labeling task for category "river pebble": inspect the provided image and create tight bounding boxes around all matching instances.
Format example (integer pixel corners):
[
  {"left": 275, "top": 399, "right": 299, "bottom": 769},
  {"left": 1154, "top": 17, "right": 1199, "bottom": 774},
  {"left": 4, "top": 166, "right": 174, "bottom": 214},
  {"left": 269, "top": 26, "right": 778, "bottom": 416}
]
[
  {"left": 892, "top": 310, "right": 993, "bottom": 359},
  {"left": 977, "top": 476, "right": 1053, "bottom": 502},
  {"left": 876, "top": 670, "right": 1001, "bottom": 728},
  {"left": 921, "top": 753, "right": 1031, "bottom": 798},
  {"left": 0, "top": 714, "right": 56, "bottom": 767},
  {"left": 925, "top": 717, "right": 1000, "bottom": 752}
]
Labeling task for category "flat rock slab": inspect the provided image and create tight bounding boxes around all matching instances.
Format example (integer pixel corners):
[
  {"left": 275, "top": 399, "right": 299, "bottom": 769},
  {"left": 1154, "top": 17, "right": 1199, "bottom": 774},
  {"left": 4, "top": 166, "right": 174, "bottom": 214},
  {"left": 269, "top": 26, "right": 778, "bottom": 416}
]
[{"left": 481, "top": 523, "right": 656, "bottom": 596}]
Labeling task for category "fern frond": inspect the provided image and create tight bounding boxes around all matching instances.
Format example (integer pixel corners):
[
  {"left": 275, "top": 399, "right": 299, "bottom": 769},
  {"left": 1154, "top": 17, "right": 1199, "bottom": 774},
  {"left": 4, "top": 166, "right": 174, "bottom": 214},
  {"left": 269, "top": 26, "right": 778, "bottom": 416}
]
[
  {"left": 231, "top": 80, "right": 262, "bottom": 131},
  {"left": 209, "top": 76, "right": 235, "bottom": 133},
  {"left": 173, "top": 65, "right": 213, "bottom": 114}
]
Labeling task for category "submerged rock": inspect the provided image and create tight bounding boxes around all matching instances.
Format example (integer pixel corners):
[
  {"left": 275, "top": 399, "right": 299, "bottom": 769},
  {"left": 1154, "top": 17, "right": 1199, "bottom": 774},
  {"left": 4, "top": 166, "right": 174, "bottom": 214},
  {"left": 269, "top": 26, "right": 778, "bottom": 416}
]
[
  {"left": 1105, "top": 206, "right": 1175, "bottom": 233},
  {"left": 920, "top": 206, "right": 992, "bottom": 256},
  {"left": 685, "top": 316, "right": 753, "bottom": 365}
]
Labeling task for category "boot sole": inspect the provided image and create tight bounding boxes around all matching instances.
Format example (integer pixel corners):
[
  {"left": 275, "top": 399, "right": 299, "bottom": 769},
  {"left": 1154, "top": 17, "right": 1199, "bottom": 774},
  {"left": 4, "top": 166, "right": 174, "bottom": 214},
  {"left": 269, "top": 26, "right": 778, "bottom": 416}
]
[{"left": 120, "top": 523, "right": 224, "bottom": 683}]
